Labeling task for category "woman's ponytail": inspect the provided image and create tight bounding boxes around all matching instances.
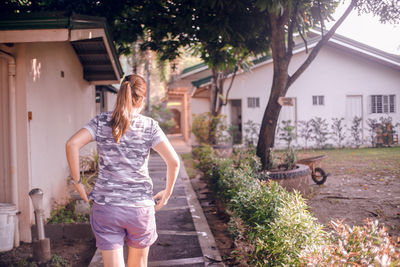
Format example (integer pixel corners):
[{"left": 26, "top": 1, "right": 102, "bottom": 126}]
[{"left": 111, "top": 75, "right": 147, "bottom": 143}]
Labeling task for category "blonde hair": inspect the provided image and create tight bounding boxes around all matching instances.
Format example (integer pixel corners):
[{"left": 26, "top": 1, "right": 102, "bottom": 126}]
[{"left": 111, "top": 74, "right": 147, "bottom": 143}]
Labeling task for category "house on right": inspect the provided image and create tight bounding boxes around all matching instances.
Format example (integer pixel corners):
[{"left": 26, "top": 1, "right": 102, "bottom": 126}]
[{"left": 169, "top": 32, "right": 400, "bottom": 148}]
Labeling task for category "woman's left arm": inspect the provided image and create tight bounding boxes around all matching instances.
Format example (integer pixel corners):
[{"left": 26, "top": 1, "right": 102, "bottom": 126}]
[{"left": 65, "top": 128, "right": 94, "bottom": 203}]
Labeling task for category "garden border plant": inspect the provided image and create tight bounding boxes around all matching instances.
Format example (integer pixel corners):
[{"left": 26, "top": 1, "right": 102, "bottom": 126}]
[{"left": 192, "top": 145, "right": 400, "bottom": 266}]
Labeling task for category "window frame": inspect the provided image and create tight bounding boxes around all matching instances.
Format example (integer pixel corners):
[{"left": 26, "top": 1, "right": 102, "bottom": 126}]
[
  {"left": 247, "top": 97, "right": 260, "bottom": 108},
  {"left": 370, "top": 94, "right": 395, "bottom": 114},
  {"left": 312, "top": 95, "right": 324, "bottom": 106}
]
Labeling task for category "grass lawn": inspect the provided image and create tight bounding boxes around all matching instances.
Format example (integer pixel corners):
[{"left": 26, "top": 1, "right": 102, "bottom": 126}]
[{"left": 297, "top": 146, "right": 400, "bottom": 177}]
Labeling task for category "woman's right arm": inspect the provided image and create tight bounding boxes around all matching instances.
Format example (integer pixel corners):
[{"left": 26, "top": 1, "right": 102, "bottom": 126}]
[
  {"left": 65, "top": 128, "right": 93, "bottom": 203},
  {"left": 152, "top": 140, "right": 180, "bottom": 211}
]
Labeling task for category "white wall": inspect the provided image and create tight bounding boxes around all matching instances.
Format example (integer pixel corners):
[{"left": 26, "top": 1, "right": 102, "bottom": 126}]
[
  {"left": 221, "top": 44, "right": 400, "bottom": 148},
  {"left": 106, "top": 91, "right": 117, "bottom": 111},
  {"left": 25, "top": 42, "right": 96, "bottom": 219}
]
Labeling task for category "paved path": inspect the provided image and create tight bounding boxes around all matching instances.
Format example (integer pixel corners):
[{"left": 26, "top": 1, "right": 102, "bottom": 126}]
[{"left": 89, "top": 145, "right": 223, "bottom": 266}]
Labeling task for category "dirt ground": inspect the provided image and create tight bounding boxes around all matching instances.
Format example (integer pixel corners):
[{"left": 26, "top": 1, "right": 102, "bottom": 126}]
[
  {"left": 301, "top": 147, "right": 400, "bottom": 237},
  {"left": 0, "top": 237, "right": 95, "bottom": 267}
]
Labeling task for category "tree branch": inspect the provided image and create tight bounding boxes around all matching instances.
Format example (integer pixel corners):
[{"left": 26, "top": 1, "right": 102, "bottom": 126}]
[
  {"left": 286, "top": 1, "right": 300, "bottom": 60},
  {"left": 288, "top": 0, "right": 356, "bottom": 88},
  {"left": 296, "top": 19, "right": 308, "bottom": 54},
  {"left": 222, "top": 66, "right": 238, "bottom": 106}
]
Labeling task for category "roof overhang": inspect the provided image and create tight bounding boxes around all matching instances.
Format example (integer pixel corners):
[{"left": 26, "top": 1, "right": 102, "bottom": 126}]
[
  {"left": 0, "top": 12, "right": 123, "bottom": 84},
  {"left": 188, "top": 31, "right": 400, "bottom": 91}
]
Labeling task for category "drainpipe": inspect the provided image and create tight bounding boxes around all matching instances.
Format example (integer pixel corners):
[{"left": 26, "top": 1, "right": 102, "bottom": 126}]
[{"left": 0, "top": 50, "right": 19, "bottom": 247}]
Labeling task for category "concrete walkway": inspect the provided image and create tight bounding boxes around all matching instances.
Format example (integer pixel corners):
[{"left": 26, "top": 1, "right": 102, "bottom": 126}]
[{"left": 89, "top": 136, "right": 223, "bottom": 266}]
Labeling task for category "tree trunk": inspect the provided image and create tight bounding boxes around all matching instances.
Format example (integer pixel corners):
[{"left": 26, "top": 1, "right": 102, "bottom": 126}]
[
  {"left": 256, "top": 72, "right": 289, "bottom": 169},
  {"left": 257, "top": 12, "right": 290, "bottom": 170},
  {"left": 209, "top": 68, "right": 222, "bottom": 144}
]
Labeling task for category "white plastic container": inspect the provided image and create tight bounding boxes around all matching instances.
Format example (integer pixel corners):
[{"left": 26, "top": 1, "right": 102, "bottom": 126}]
[{"left": 0, "top": 203, "right": 17, "bottom": 252}]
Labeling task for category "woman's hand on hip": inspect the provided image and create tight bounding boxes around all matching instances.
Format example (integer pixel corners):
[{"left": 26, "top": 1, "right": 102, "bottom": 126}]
[{"left": 153, "top": 190, "right": 170, "bottom": 211}]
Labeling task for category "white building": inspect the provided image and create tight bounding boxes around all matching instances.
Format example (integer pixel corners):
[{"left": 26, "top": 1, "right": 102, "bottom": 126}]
[
  {"left": 0, "top": 12, "right": 123, "bottom": 244},
  {"left": 169, "top": 33, "right": 400, "bottom": 148}
]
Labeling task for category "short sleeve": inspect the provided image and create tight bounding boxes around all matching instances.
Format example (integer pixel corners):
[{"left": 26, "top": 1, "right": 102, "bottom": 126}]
[
  {"left": 151, "top": 120, "right": 168, "bottom": 148},
  {"left": 83, "top": 114, "right": 100, "bottom": 140}
]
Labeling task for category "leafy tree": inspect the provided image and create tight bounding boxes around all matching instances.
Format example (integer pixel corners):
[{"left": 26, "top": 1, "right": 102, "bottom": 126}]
[
  {"left": 143, "top": 1, "right": 272, "bottom": 143},
  {"left": 255, "top": 0, "right": 400, "bottom": 169},
  {"left": 331, "top": 117, "right": 346, "bottom": 148},
  {"left": 0, "top": 0, "right": 152, "bottom": 55}
]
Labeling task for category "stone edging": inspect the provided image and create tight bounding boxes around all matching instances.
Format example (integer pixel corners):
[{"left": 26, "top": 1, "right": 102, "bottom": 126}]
[{"left": 178, "top": 155, "right": 225, "bottom": 267}]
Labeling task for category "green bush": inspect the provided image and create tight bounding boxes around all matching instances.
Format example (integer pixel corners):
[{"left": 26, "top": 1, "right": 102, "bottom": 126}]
[
  {"left": 47, "top": 201, "right": 89, "bottom": 224},
  {"left": 193, "top": 145, "right": 326, "bottom": 266}
]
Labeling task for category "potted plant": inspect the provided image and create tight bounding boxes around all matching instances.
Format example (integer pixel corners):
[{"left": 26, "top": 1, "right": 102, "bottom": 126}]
[
  {"left": 259, "top": 120, "right": 311, "bottom": 195},
  {"left": 262, "top": 148, "right": 311, "bottom": 195}
]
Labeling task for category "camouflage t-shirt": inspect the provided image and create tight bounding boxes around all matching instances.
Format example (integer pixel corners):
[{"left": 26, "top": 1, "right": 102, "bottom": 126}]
[{"left": 83, "top": 112, "right": 167, "bottom": 207}]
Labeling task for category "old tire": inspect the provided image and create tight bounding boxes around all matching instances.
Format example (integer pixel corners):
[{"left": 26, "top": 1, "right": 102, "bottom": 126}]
[{"left": 312, "top": 167, "right": 327, "bottom": 185}]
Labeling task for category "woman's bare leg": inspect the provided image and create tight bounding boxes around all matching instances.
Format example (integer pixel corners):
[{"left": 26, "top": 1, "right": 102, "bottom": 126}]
[
  {"left": 101, "top": 247, "right": 125, "bottom": 267},
  {"left": 127, "top": 246, "right": 150, "bottom": 267}
]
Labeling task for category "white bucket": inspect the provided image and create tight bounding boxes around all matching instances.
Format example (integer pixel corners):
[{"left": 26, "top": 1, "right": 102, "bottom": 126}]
[{"left": 0, "top": 203, "right": 17, "bottom": 252}]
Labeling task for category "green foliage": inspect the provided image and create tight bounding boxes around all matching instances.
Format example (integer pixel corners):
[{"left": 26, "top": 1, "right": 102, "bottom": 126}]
[
  {"left": 298, "top": 120, "right": 313, "bottom": 149},
  {"left": 147, "top": 103, "right": 175, "bottom": 132},
  {"left": 350, "top": 116, "right": 363, "bottom": 148},
  {"left": 49, "top": 255, "right": 70, "bottom": 267},
  {"left": 244, "top": 120, "right": 260, "bottom": 147},
  {"left": 330, "top": 117, "right": 346, "bottom": 148},
  {"left": 281, "top": 148, "right": 297, "bottom": 170},
  {"left": 191, "top": 113, "right": 212, "bottom": 144},
  {"left": 191, "top": 112, "right": 230, "bottom": 145},
  {"left": 47, "top": 201, "right": 89, "bottom": 224},
  {"left": 303, "top": 220, "right": 400, "bottom": 266},
  {"left": 192, "top": 145, "right": 327, "bottom": 266},
  {"left": 278, "top": 120, "right": 296, "bottom": 148},
  {"left": 366, "top": 118, "right": 379, "bottom": 147},
  {"left": 311, "top": 117, "right": 329, "bottom": 149}
]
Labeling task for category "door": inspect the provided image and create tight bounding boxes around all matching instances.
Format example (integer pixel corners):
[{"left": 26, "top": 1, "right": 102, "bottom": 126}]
[
  {"left": 0, "top": 57, "right": 11, "bottom": 203},
  {"left": 230, "top": 99, "right": 242, "bottom": 144},
  {"left": 346, "top": 95, "right": 363, "bottom": 139}
]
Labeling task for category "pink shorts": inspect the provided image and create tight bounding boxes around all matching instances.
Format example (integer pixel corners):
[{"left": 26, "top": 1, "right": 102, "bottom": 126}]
[{"left": 90, "top": 202, "right": 158, "bottom": 250}]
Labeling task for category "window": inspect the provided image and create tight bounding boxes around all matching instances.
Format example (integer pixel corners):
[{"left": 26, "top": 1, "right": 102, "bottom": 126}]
[
  {"left": 371, "top": 95, "right": 395, "bottom": 113},
  {"left": 312, "top": 95, "right": 324, "bottom": 106},
  {"left": 247, "top": 97, "right": 260, "bottom": 108}
]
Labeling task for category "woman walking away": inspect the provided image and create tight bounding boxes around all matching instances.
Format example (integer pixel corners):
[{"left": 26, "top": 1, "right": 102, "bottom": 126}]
[{"left": 65, "top": 74, "right": 180, "bottom": 267}]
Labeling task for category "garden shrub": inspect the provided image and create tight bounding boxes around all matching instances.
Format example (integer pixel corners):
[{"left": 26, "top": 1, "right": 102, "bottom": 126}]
[
  {"left": 278, "top": 120, "right": 296, "bottom": 149},
  {"left": 350, "top": 116, "right": 363, "bottom": 148},
  {"left": 298, "top": 120, "right": 313, "bottom": 149},
  {"left": 47, "top": 201, "right": 89, "bottom": 224},
  {"left": 193, "top": 145, "right": 327, "bottom": 266},
  {"left": 311, "top": 117, "right": 329, "bottom": 148},
  {"left": 302, "top": 220, "right": 400, "bottom": 266},
  {"left": 193, "top": 133, "right": 400, "bottom": 266},
  {"left": 191, "top": 112, "right": 229, "bottom": 144},
  {"left": 331, "top": 117, "right": 346, "bottom": 148}
]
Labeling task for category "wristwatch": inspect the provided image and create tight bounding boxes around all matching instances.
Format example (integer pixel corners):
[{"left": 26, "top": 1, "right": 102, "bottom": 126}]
[{"left": 71, "top": 176, "right": 82, "bottom": 185}]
